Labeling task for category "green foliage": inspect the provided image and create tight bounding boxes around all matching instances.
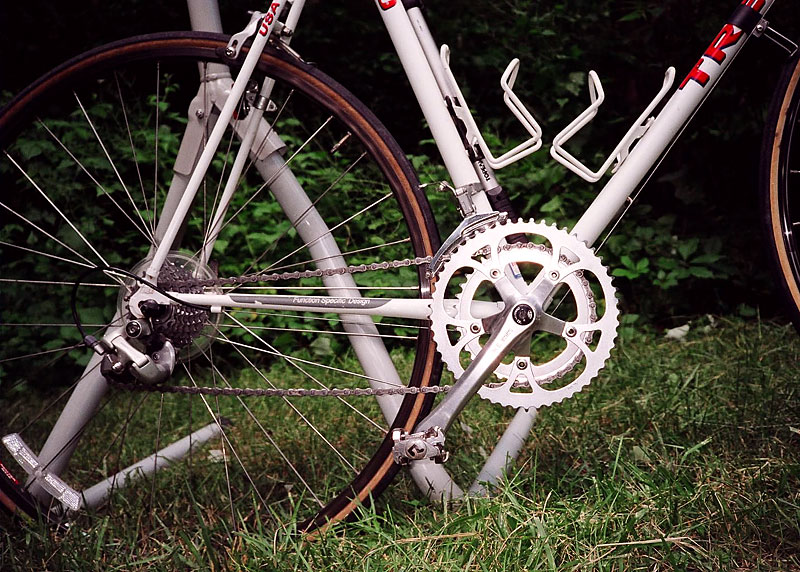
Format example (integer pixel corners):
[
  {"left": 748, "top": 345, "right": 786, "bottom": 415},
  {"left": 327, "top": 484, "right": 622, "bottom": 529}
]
[{"left": 4, "top": 1, "right": 800, "bottom": 325}]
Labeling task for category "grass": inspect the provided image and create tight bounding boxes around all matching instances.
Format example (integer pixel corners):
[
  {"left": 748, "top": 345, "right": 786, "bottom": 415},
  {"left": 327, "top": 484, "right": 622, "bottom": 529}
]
[{"left": 2, "top": 316, "right": 799, "bottom": 571}]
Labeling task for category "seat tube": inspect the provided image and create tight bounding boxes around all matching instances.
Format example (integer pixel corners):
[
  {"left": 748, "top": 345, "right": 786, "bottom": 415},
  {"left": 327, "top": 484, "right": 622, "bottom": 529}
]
[
  {"left": 187, "top": 0, "right": 224, "bottom": 33},
  {"left": 251, "top": 152, "right": 407, "bottom": 421},
  {"left": 375, "top": 1, "right": 479, "bottom": 190}
]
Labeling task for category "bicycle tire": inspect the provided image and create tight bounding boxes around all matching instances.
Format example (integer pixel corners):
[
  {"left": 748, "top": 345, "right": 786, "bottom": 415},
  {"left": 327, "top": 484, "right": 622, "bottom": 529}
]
[
  {"left": 0, "top": 32, "right": 440, "bottom": 537},
  {"left": 761, "top": 52, "right": 800, "bottom": 332}
]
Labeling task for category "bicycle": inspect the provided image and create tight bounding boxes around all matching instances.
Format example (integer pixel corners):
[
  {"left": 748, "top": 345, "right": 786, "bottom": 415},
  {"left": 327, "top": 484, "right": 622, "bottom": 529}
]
[{"left": 0, "top": 0, "right": 797, "bottom": 542}]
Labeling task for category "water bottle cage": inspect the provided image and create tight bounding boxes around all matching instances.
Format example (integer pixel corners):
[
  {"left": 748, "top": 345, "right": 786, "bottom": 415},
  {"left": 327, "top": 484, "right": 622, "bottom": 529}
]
[{"left": 549, "top": 67, "right": 676, "bottom": 182}]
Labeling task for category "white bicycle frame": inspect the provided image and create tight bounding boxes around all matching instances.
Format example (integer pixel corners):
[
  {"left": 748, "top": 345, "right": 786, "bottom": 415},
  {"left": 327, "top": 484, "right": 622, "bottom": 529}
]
[{"left": 21, "top": 0, "right": 781, "bottom": 509}]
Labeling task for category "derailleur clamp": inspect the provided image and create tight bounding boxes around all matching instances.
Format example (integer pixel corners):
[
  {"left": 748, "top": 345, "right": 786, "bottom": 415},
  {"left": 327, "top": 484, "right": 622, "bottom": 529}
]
[
  {"left": 225, "top": 11, "right": 266, "bottom": 59},
  {"left": 225, "top": 10, "right": 294, "bottom": 60},
  {"left": 436, "top": 181, "right": 484, "bottom": 218},
  {"left": 753, "top": 19, "right": 798, "bottom": 57},
  {"left": 391, "top": 426, "right": 449, "bottom": 465}
]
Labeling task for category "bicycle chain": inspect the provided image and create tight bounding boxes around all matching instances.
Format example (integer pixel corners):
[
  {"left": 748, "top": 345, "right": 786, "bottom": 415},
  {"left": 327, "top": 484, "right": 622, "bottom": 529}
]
[
  {"left": 166, "top": 255, "right": 434, "bottom": 290},
  {"left": 115, "top": 254, "right": 446, "bottom": 399},
  {"left": 114, "top": 242, "right": 556, "bottom": 399},
  {"left": 106, "top": 378, "right": 451, "bottom": 398}
]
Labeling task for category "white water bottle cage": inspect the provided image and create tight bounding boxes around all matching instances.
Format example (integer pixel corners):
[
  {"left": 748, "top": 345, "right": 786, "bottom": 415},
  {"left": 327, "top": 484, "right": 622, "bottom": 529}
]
[
  {"left": 440, "top": 45, "right": 543, "bottom": 169},
  {"left": 550, "top": 67, "right": 675, "bottom": 182}
]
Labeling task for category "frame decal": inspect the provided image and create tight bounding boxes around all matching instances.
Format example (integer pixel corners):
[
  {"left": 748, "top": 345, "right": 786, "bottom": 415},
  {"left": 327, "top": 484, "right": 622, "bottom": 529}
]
[{"left": 680, "top": 23, "right": 744, "bottom": 89}]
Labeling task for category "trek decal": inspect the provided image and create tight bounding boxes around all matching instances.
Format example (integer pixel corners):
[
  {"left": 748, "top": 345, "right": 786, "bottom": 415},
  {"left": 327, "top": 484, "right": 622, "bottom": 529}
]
[
  {"left": 379, "top": 0, "right": 397, "bottom": 10},
  {"left": 679, "top": 23, "right": 744, "bottom": 89},
  {"left": 258, "top": 2, "right": 282, "bottom": 36}
]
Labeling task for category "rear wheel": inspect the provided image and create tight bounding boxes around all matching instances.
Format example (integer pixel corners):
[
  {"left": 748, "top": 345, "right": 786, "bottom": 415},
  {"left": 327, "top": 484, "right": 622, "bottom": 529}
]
[
  {"left": 0, "top": 33, "right": 440, "bottom": 537},
  {"left": 761, "top": 53, "right": 800, "bottom": 331}
]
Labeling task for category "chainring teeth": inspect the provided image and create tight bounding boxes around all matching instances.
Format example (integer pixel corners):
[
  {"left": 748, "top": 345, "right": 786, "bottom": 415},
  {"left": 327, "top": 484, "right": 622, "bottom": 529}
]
[{"left": 430, "top": 219, "right": 619, "bottom": 409}]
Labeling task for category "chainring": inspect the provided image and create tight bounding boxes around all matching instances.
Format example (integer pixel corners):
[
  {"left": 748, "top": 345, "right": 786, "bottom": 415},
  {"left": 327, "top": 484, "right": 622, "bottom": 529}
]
[{"left": 430, "top": 219, "right": 619, "bottom": 409}]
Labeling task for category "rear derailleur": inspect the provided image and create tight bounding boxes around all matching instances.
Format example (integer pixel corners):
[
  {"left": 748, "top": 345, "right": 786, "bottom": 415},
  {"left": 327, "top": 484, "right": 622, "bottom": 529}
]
[{"left": 93, "top": 300, "right": 177, "bottom": 385}]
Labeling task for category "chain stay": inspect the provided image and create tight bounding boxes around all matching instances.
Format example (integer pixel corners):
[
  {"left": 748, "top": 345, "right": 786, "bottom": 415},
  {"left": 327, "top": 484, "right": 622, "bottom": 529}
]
[{"left": 119, "top": 254, "right": 439, "bottom": 398}]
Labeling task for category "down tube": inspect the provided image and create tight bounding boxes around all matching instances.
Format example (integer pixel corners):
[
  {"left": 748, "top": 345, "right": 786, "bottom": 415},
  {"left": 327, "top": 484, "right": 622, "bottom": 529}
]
[{"left": 571, "top": 0, "right": 776, "bottom": 246}]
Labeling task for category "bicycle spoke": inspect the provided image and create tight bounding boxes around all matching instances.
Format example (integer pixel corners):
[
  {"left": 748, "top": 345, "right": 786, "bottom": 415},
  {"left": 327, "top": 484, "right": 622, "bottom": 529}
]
[
  {"left": 215, "top": 322, "right": 415, "bottom": 341},
  {"left": 203, "top": 116, "right": 335, "bottom": 252},
  {"left": 182, "top": 364, "right": 269, "bottom": 512},
  {"left": 210, "top": 319, "right": 406, "bottom": 390},
  {"left": 226, "top": 308, "right": 425, "bottom": 331},
  {"left": 214, "top": 328, "right": 386, "bottom": 433},
  {"left": 63, "top": 94, "right": 157, "bottom": 247},
  {"left": 0, "top": 36, "right": 436, "bottom": 535},
  {"left": 0, "top": 199, "right": 99, "bottom": 269},
  {"left": 192, "top": 341, "right": 324, "bottom": 507},
  {"left": 0, "top": 240, "right": 96, "bottom": 270},
  {"left": 259, "top": 237, "right": 413, "bottom": 274},
  {"left": 209, "top": 327, "right": 358, "bottom": 474},
  {"left": 265, "top": 192, "right": 393, "bottom": 273},
  {"left": 32, "top": 121, "right": 155, "bottom": 255},
  {"left": 114, "top": 72, "right": 152, "bottom": 237},
  {"left": 241, "top": 151, "right": 368, "bottom": 275},
  {"left": 152, "top": 62, "right": 160, "bottom": 235},
  {"left": 4, "top": 152, "right": 113, "bottom": 268},
  {"left": 148, "top": 394, "right": 165, "bottom": 516}
]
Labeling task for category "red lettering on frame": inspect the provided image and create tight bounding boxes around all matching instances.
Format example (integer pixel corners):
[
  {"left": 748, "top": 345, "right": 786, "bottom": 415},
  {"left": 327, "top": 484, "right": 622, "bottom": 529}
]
[
  {"left": 705, "top": 24, "right": 743, "bottom": 64},
  {"left": 680, "top": 60, "right": 710, "bottom": 89},
  {"left": 741, "top": 0, "right": 765, "bottom": 11},
  {"left": 679, "top": 23, "right": 744, "bottom": 89},
  {"left": 379, "top": 0, "right": 397, "bottom": 9},
  {"left": 258, "top": 2, "right": 281, "bottom": 35}
]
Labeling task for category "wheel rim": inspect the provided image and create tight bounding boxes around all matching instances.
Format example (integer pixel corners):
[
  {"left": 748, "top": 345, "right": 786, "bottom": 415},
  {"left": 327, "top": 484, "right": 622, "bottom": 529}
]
[
  {"left": 0, "top": 34, "right": 438, "bottom": 535},
  {"left": 769, "top": 58, "right": 800, "bottom": 313}
]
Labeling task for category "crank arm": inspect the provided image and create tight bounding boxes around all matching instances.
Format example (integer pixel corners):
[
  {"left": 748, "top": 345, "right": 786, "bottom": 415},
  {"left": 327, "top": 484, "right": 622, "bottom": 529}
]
[{"left": 414, "top": 302, "right": 536, "bottom": 437}]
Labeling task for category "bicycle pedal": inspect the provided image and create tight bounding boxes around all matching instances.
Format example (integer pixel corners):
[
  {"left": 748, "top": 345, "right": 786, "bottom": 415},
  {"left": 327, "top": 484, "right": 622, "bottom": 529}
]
[
  {"left": 2, "top": 433, "right": 82, "bottom": 512},
  {"left": 391, "top": 426, "right": 449, "bottom": 465}
]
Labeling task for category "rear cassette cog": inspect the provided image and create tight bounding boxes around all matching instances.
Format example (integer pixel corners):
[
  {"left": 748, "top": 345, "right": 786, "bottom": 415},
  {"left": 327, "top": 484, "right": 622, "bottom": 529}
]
[
  {"left": 430, "top": 219, "right": 619, "bottom": 409},
  {"left": 120, "top": 252, "right": 220, "bottom": 357}
]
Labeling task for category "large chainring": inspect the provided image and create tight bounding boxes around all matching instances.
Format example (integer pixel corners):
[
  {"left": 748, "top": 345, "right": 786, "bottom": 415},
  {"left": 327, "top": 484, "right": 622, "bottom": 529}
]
[{"left": 430, "top": 219, "right": 619, "bottom": 409}]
